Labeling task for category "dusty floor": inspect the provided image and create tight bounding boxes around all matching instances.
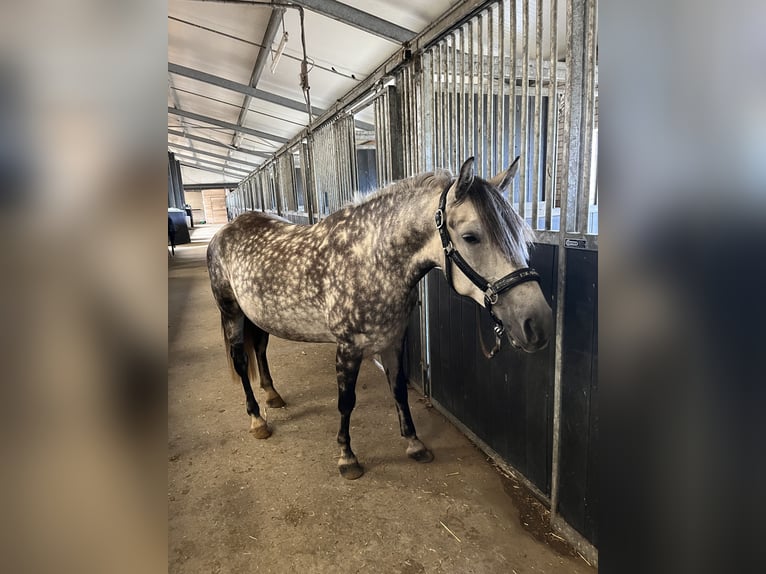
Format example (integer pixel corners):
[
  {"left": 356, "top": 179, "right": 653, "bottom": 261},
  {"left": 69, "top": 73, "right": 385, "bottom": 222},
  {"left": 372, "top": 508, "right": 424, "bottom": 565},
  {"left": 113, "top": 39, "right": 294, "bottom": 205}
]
[{"left": 169, "top": 224, "right": 594, "bottom": 574}]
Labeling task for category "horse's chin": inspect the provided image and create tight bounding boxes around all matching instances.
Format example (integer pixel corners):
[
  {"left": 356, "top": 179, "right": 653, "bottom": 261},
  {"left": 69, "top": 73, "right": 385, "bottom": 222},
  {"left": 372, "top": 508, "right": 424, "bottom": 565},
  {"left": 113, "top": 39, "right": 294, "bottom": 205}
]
[{"left": 508, "top": 334, "right": 549, "bottom": 354}]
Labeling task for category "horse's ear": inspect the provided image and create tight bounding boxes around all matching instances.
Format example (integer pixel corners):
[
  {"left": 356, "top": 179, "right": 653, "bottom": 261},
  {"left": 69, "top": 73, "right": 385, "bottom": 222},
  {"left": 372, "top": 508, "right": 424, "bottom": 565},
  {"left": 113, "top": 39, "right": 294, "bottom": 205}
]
[
  {"left": 454, "top": 157, "right": 475, "bottom": 202},
  {"left": 489, "top": 155, "right": 521, "bottom": 192}
]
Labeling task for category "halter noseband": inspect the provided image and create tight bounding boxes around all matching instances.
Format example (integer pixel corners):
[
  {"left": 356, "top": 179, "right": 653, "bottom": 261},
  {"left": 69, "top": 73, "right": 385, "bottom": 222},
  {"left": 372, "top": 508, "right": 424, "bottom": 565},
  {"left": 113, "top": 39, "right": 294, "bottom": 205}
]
[{"left": 435, "top": 181, "right": 541, "bottom": 358}]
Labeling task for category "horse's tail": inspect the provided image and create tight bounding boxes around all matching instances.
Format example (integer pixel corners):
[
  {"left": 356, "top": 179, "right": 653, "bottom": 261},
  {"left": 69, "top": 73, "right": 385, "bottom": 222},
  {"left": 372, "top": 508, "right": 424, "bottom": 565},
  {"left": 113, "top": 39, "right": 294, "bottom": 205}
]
[{"left": 220, "top": 314, "right": 260, "bottom": 385}]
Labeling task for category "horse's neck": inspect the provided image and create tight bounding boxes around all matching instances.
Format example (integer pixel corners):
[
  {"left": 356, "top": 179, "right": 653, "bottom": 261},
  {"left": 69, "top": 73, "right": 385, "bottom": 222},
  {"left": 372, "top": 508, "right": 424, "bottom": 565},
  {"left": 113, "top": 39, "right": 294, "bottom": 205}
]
[{"left": 360, "top": 185, "right": 444, "bottom": 288}]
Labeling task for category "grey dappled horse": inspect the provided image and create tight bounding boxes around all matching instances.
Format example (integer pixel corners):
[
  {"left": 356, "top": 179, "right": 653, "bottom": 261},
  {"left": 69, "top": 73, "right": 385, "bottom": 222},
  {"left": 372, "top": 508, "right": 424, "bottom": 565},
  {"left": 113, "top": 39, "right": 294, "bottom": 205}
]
[{"left": 207, "top": 157, "right": 552, "bottom": 480}]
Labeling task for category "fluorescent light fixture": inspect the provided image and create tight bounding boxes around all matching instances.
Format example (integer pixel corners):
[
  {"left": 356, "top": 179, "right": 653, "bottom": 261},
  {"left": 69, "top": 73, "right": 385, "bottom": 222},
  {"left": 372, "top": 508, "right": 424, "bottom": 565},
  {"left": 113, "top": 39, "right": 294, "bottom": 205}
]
[{"left": 270, "top": 31, "right": 289, "bottom": 74}]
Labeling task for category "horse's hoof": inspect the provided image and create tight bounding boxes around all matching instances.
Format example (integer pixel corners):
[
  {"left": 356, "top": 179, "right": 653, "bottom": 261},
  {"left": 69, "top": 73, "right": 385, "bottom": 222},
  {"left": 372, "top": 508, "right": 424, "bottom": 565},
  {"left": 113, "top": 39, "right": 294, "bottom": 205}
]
[
  {"left": 338, "top": 462, "right": 364, "bottom": 480},
  {"left": 407, "top": 447, "right": 434, "bottom": 463},
  {"left": 266, "top": 396, "right": 286, "bottom": 408},
  {"left": 249, "top": 422, "right": 272, "bottom": 439}
]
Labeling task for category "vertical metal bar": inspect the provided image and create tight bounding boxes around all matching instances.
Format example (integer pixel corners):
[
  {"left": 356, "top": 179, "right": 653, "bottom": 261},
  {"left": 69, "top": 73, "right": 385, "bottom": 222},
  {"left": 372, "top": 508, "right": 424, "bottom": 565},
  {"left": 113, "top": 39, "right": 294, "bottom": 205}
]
[
  {"left": 563, "top": 0, "right": 583, "bottom": 234},
  {"left": 408, "top": 64, "right": 423, "bottom": 175},
  {"left": 433, "top": 47, "right": 440, "bottom": 169},
  {"left": 497, "top": 0, "right": 507, "bottom": 169},
  {"left": 383, "top": 89, "right": 394, "bottom": 183},
  {"left": 488, "top": 4, "right": 496, "bottom": 176},
  {"left": 444, "top": 36, "right": 452, "bottom": 171},
  {"left": 374, "top": 97, "right": 382, "bottom": 185},
  {"left": 439, "top": 40, "right": 447, "bottom": 168},
  {"left": 519, "top": 0, "right": 530, "bottom": 221},
  {"left": 551, "top": 0, "right": 587, "bottom": 524},
  {"left": 451, "top": 32, "right": 458, "bottom": 172},
  {"left": 458, "top": 26, "right": 467, "bottom": 164},
  {"left": 545, "top": 0, "right": 559, "bottom": 230},
  {"left": 509, "top": 0, "right": 517, "bottom": 202},
  {"left": 404, "top": 67, "right": 411, "bottom": 176},
  {"left": 468, "top": 20, "right": 475, "bottom": 163},
  {"left": 531, "top": 0, "right": 544, "bottom": 230},
  {"left": 477, "top": 13, "right": 485, "bottom": 174},
  {"left": 422, "top": 50, "right": 434, "bottom": 171},
  {"left": 413, "top": 65, "right": 421, "bottom": 172},
  {"left": 403, "top": 69, "right": 411, "bottom": 176},
  {"left": 577, "top": 0, "right": 597, "bottom": 234}
]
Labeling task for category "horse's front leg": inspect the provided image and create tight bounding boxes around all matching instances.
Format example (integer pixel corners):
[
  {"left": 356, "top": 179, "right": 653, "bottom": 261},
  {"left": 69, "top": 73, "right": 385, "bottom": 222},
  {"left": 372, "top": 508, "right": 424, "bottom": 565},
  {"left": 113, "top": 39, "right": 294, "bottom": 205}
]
[
  {"left": 380, "top": 339, "right": 434, "bottom": 463},
  {"left": 335, "top": 342, "right": 364, "bottom": 480}
]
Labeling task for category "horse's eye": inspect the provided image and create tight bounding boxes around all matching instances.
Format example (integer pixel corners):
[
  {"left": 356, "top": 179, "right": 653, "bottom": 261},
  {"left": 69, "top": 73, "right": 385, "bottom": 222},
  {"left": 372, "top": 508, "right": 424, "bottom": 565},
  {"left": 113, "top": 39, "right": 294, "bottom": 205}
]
[{"left": 462, "top": 234, "right": 480, "bottom": 245}]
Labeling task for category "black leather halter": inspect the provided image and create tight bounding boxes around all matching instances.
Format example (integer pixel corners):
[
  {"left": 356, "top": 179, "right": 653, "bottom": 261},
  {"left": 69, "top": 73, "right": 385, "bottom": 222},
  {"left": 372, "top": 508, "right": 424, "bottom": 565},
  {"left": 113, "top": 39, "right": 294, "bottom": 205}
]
[{"left": 435, "top": 181, "right": 541, "bottom": 357}]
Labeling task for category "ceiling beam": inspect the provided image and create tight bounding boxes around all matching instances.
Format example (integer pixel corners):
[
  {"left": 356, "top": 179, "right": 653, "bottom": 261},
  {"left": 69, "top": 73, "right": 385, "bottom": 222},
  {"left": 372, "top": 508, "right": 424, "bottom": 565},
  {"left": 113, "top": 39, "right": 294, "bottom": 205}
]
[
  {"left": 168, "top": 143, "right": 262, "bottom": 169},
  {"left": 168, "top": 63, "right": 374, "bottom": 131},
  {"left": 168, "top": 107, "right": 289, "bottom": 144},
  {"left": 179, "top": 161, "right": 246, "bottom": 180},
  {"left": 167, "top": 129, "right": 272, "bottom": 159},
  {"left": 184, "top": 182, "right": 239, "bottom": 190},
  {"left": 291, "top": 0, "right": 415, "bottom": 44},
  {"left": 168, "top": 62, "right": 324, "bottom": 118},
  {"left": 232, "top": 6, "right": 286, "bottom": 147},
  {"left": 174, "top": 153, "right": 252, "bottom": 176}
]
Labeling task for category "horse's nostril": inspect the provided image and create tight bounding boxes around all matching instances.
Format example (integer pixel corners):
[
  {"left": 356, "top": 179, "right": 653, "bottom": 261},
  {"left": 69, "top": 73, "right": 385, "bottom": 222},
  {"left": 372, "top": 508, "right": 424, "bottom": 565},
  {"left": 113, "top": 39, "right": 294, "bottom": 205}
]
[{"left": 523, "top": 318, "right": 537, "bottom": 344}]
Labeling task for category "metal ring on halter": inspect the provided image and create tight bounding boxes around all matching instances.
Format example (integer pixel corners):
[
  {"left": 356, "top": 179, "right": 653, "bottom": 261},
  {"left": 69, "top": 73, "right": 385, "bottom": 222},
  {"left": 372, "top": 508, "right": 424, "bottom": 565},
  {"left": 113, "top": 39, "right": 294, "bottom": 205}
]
[
  {"left": 485, "top": 289, "right": 499, "bottom": 306},
  {"left": 434, "top": 209, "right": 445, "bottom": 229}
]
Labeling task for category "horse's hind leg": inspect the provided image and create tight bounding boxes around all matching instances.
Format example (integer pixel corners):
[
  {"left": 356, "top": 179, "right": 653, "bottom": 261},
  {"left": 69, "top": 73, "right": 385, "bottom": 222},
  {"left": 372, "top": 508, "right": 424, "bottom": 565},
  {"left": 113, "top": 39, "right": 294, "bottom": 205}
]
[
  {"left": 380, "top": 340, "right": 434, "bottom": 463},
  {"left": 221, "top": 313, "right": 271, "bottom": 439},
  {"left": 247, "top": 322, "right": 286, "bottom": 408}
]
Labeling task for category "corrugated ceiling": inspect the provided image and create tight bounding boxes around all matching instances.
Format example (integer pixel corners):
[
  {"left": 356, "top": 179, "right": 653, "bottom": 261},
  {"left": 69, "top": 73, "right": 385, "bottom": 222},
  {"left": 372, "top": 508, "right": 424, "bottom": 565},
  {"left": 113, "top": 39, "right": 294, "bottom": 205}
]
[{"left": 168, "top": 0, "right": 459, "bottom": 185}]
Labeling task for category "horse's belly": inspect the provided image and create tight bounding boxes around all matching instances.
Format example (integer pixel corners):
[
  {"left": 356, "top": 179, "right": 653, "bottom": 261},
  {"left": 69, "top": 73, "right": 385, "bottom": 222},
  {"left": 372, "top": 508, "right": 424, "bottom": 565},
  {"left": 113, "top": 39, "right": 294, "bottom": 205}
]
[{"left": 241, "top": 300, "right": 334, "bottom": 343}]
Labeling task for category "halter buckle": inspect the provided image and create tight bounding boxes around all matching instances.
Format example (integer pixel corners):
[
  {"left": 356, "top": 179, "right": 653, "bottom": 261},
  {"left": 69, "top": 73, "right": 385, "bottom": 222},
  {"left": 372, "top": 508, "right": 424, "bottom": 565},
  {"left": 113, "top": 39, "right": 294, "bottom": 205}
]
[
  {"left": 443, "top": 241, "right": 454, "bottom": 255},
  {"left": 434, "top": 209, "right": 445, "bottom": 229},
  {"left": 484, "top": 288, "right": 498, "bottom": 306}
]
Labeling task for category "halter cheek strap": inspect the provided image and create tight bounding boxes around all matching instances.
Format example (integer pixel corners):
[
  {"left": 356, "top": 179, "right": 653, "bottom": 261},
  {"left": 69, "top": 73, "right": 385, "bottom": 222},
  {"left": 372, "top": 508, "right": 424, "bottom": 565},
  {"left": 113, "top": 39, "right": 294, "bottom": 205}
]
[{"left": 435, "top": 181, "right": 541, "bottom": 357}]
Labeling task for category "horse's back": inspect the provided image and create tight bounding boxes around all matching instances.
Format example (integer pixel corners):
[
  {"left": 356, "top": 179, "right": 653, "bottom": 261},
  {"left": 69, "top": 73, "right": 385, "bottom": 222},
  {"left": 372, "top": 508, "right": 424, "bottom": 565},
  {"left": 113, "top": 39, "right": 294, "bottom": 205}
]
[{"left": 207, "top": 212, "right": 335, "bottom": 342}]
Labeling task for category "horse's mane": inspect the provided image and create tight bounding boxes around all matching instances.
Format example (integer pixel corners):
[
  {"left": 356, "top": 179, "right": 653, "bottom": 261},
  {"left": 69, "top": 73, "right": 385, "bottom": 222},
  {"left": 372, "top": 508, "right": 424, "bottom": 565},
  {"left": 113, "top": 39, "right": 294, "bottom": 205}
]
[
  {"left": 350, "top": 170, "right": 452, "bottom": 206},
  {"left": 350, "top": 169, "right": 534, "bottom": 265}
]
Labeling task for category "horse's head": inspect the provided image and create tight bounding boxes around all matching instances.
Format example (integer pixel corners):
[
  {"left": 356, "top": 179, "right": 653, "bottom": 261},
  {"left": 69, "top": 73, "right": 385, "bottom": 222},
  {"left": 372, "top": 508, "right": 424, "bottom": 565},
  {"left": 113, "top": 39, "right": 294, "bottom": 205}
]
[{"left": 441, "top": 157, "right": 553, "bottom": 353}]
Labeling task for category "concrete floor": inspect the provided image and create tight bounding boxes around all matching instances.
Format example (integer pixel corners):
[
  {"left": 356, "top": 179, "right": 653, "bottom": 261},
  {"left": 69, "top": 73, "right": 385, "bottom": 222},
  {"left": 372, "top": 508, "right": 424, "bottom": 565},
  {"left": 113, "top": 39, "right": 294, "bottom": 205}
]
[{"left": 169, "top": 224, "right": 593, "bottom": 574}]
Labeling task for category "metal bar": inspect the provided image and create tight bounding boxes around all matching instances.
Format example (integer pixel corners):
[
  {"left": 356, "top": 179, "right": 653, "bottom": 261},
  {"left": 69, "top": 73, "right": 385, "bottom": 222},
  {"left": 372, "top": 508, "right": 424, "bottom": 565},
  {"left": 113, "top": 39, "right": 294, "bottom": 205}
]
[
  {"left": 348, "top": 115, "right": 358, "bottom": 192},
  {"left": 291, "top": 0, "right": 415, "bottom": 44},
  {"left": 476, "top": 12, "right": 487, "bottom": 172},
  {"left": 497, "top": 0, "right": 506, "bottom": 170},
  {"left": 183, "top": 182, "right": 239, "bottom": 190},
  {"left": 178, "top": 161, "right": 246, "bottom": 179},
  {"left": 168, "top": 107, "right": 289, "bottom": 144},
  {"left": 168, "top": 129, "right": 273, "bottom": 159},
  {"left": 509, "top": 0, "right": 517, "bottom": 202},
  {"left": 401, "top": 69, "right": 410, "bottom": 177},
  {"left": 422, "top": 50, "right": 434, "bottom": 171},
  {"left": 168, "top": 143, "right": 261, "bottom": 169},
  {"left": 576, "top": 0, "right": 597, "bottom": 234},
  {"left": 174, "top": 153, "right": 251, "bottom": 175},
  {"left": 550, "top": 0, "right": 587, "bottom": 524},
  {"left": 450, "top": 33, "right": 458, "bottom": 171},
  {"left": 519, "top": 0, "right": 530, "bottom": 219},
  {"left": 531, "top": 0, "right": 544, "bottom": 230},
  {"left": 488, "top": 4, "right": 496, "bottom": 176},
  {"left": 544, "top": 0, "right": 559, "bottom": 230},
  {"left": 168, "top": 63, "right": 325, "bottom": 118},
  {"left": 406, "top": 68, "right": 414, "bottom": 176},
  {"left": 460, "top": 26, "right": 468, "bottom": 163},
  {"left": 468, "top": 20, "right": 475, "bottom": 162},
  {"left": 232, "top": 7, "right": 286, "bottom": 146},
  {"left": 435, "top": 41, "right": 443, "bottom": 168},
  {"left": 387, "top": 84, "right": 404, "bottom": 182},
  {"left": 374, "top": 97, "right": 382, "bottom": 185}
]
